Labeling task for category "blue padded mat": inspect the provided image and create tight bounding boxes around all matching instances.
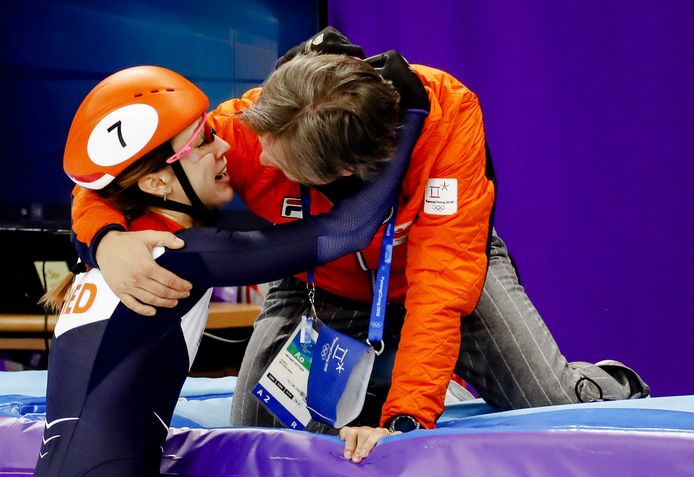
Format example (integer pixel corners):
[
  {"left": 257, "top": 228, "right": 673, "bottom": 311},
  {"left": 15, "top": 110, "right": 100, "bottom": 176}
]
[{"left": 2, "top": 371, "right": 693, "bottom": 477}]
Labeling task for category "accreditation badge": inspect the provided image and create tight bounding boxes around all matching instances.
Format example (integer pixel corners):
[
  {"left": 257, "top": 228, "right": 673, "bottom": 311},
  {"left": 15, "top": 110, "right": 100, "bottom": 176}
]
[{"left": 253, "top": 320, "right": 317, "bottom": 430}]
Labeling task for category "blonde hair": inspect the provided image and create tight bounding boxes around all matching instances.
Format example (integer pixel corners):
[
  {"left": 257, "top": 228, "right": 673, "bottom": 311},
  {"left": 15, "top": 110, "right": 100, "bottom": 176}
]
[
  {"left": 39, "top": 273, "right": 75, "bottom": 314},
  {"left": 241, "top": 54, "right": 400, "bottom": 183}
]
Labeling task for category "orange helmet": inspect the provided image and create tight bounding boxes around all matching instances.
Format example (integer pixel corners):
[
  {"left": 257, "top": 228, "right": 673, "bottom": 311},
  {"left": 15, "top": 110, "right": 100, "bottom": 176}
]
[{"left": 63, "top": 65, "right": 209, "bottom": 190}]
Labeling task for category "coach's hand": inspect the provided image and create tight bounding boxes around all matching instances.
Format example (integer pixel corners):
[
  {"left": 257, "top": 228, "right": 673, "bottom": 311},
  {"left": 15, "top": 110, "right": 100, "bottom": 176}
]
[
  {"left": 339, "top": 425, "right": 398, "bottom": 464},
  {"left": 275, "top": 26, "right": 365, "bottom": 69},
  {"left": 366, "top": 50, "right": 430, "bottom": 113}
]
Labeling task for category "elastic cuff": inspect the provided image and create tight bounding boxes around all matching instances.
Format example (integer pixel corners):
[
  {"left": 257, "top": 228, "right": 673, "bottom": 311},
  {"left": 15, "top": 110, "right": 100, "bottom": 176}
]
[{"left": 90, "top": 224, "right": 126, "bottom": 268}]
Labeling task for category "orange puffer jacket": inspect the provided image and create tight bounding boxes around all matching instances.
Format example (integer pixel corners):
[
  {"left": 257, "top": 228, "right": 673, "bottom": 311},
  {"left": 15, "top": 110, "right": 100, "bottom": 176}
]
[{"left": 71, "top": 64, "right": 495, "bottom": 429}]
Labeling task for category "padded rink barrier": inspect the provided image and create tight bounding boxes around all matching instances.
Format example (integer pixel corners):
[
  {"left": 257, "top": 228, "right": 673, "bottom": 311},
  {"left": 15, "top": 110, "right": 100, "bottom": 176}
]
[{"left": 1, "top": 372, "right": 693, "bottom": 476}]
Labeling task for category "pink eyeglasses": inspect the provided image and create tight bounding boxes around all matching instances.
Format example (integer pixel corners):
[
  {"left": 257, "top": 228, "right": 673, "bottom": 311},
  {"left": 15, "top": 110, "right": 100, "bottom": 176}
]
[{"left": 166, "top": 112, "right": 216, "bottom": 164}]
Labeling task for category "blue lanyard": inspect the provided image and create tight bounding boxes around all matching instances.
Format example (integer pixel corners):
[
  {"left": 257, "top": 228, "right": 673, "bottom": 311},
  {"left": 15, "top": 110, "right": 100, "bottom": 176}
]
[
  {"left": 300, "top": 185, "right": 394, "bottom": 354},
  {"left": 366, "top": 206, "right": 396, "bottom": 352},
  {"left": 300, "top": 185, "right": 315, "bottom": 284}
]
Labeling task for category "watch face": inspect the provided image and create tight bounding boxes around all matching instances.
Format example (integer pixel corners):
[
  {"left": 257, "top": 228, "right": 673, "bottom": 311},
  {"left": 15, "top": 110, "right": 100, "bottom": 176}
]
[{"left": 390, "top": 415, "right": 420, "bottom": 433}]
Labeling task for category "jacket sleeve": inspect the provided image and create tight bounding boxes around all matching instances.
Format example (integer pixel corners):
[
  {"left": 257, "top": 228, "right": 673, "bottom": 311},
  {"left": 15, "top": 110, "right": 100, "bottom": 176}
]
[
  {"left": 381, "top": 89, "right": 495, "bottom": 429},
  {"left": 71, "top": 185, "right": 127, "bottom": 267}
]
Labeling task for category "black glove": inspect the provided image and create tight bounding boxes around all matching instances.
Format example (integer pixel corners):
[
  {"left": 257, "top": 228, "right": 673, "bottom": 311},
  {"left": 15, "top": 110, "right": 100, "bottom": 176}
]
[
  {"left": 275, "top": 26, "right": 366, "bottom": 69},
  {"left": 366, "top": 50, "right": 430, "bottom": 113}
]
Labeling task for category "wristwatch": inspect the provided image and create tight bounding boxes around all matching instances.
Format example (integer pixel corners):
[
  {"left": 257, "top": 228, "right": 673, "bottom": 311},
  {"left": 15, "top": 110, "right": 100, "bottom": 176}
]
[{"left": 385, "top": 414, "right": 421, "bottom": 433}]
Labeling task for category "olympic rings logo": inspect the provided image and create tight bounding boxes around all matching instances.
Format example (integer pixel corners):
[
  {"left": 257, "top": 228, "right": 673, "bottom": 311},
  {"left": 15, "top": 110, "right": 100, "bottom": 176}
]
[
  {"left": 430, "top": 204, "right": 446, "bottom": 212},
  {"left": 321, "top": 344, "right": 330, "bottom": 360}
]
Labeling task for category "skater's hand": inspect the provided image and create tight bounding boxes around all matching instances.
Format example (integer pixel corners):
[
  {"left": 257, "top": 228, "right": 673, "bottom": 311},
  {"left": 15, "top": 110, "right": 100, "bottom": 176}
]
[{"left": 96, "top": 230, "right": 191, "bottom": 315}]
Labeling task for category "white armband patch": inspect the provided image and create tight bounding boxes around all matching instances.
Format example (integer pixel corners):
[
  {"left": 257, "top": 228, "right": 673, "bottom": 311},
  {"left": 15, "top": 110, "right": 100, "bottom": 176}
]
[{"left": 424, "top": 178, "right": 458, "bottom": 215}]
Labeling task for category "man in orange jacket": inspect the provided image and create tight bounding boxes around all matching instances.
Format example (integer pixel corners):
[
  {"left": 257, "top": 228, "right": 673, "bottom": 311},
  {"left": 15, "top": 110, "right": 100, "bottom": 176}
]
[{"left": 69, "top": 29, "right": 648, "bottom": 463}]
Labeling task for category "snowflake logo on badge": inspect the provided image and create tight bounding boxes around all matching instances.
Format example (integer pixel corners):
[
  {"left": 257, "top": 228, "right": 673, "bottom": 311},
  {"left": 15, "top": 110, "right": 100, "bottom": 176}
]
[{"left": 321, "top": 344, "right": 330, "bottom": 361}]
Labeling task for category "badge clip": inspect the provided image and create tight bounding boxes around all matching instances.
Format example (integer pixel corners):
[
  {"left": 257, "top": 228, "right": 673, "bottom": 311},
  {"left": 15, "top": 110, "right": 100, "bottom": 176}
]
[{"left": 301, "top": 281, "right": 319, "bottom": 345}]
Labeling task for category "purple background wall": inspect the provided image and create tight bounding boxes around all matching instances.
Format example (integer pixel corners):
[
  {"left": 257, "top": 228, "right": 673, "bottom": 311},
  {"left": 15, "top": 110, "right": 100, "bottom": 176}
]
[{"left": 328, "top": 0, "right": 693, "bottom": 396}]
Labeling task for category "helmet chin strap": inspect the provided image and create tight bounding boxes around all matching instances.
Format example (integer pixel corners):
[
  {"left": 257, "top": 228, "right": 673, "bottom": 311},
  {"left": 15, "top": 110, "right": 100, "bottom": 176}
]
[
  {"left": 170, "top": 160, "right": 205, "bottom": 209},
  {"left": 145, "top": 160, "right": 220, "bottom": 225}
]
